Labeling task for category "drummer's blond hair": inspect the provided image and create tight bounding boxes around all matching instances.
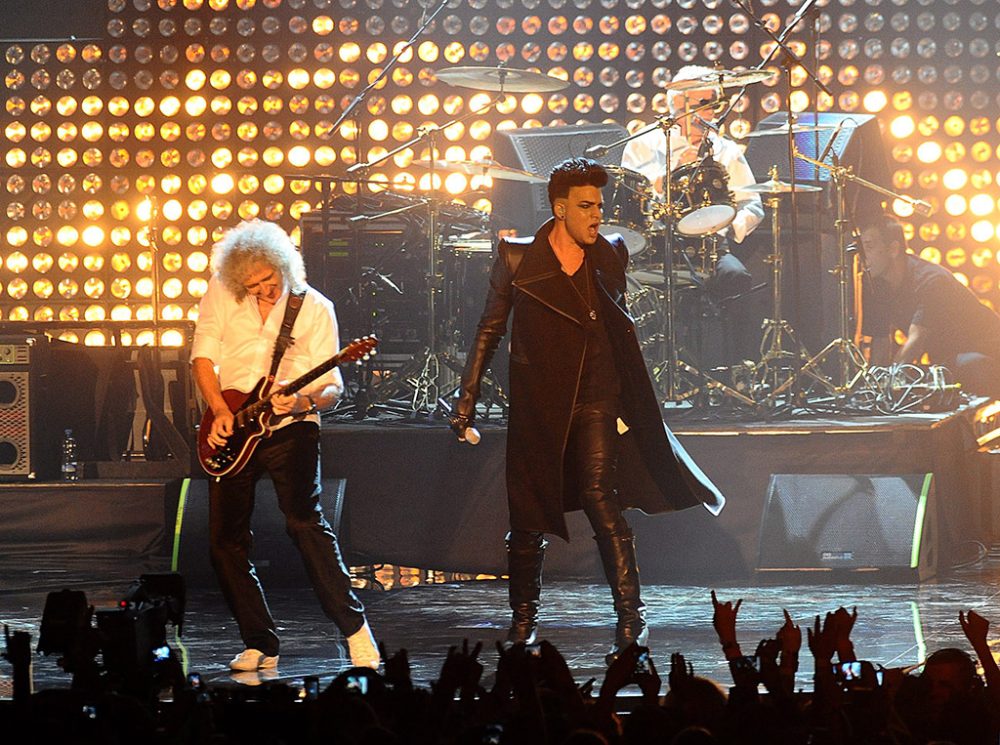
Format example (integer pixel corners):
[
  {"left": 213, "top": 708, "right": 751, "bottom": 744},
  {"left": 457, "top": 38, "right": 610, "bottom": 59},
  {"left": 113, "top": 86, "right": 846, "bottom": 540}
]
[{"left": 211, "top": 219, "right": 307, "bottom": 301}]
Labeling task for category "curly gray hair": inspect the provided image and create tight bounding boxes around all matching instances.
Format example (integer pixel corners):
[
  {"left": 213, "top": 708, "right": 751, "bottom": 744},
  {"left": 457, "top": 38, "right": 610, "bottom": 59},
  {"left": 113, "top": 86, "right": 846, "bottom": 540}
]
[{"left": 210, "top": 219, "right": 307, "bottom": 301}]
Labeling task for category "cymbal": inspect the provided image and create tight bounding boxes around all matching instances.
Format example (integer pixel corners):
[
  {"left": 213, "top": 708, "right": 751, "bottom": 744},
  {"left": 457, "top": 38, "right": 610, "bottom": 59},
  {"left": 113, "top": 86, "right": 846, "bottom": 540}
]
[
  {"left": 741, "top": 178, "right": 823, "bottom": 195},
  {"left": 434, "top": 66, "right": 569, "bottom": 93},
  {"left": 745, "top": 123, "right": 838, "bottom": 138},
  {"left": 667, "top": 68, "right": 778, "bottom": 91},
  {"left": 411, "top": 158, "right": 547, "bottom": 184}
]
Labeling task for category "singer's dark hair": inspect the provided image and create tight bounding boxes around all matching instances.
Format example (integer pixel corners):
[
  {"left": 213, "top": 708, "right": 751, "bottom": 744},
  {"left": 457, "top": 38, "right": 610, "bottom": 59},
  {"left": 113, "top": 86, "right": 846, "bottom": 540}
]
[
  {"left": 859, "top": 213, "right": 907, "bottom": 252},
  {"left": 547, "top": 157, "right": 608, "bottom": 207}
]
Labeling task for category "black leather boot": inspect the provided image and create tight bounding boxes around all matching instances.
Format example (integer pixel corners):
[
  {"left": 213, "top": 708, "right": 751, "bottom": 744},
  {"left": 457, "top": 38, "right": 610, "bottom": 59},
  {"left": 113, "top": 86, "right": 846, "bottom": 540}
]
[
  {"left": 505, "top": 531, "right": 547, "bottom": 646},
  {"left": 595, "top": 530, "right": 648, "bottom": 664}
]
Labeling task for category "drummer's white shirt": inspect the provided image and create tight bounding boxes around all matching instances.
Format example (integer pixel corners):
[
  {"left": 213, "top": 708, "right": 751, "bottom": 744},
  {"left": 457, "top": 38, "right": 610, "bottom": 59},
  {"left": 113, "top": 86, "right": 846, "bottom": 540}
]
[{"left": 621, "top": 127, "right": 765, "bottom": 244}]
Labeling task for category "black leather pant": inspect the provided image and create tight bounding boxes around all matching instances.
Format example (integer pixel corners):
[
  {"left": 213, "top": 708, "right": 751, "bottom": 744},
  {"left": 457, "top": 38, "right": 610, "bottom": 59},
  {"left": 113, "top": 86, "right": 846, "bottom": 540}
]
[{"left": 509, "top": 399, "right": 629, "bottom": 549}]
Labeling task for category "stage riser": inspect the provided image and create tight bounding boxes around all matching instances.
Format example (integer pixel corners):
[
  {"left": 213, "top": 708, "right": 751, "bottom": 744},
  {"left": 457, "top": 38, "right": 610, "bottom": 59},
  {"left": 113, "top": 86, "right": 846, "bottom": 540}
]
[
  {"left": 323, "top": 414, "right": 989, "bottom": 582},
  {"left": 0, "top": 481, "right": 182, "bottom": 588}
]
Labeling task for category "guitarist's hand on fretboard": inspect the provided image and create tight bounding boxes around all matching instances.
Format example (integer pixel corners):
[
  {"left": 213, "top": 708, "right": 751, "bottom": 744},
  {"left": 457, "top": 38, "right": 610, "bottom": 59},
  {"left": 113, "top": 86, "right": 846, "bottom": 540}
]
[
  {"left": 271, "top": 389, "right": 309, "bottom": 417},
  {"left": 207, "top": 407, "right": 235, "bottom": 448}
]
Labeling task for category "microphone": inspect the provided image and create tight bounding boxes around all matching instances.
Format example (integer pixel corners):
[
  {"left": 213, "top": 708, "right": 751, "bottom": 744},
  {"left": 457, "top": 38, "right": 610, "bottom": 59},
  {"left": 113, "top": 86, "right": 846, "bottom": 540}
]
[
  {"left": 911, "top": 199, "right": 933, "bottom": 217},
  {"left": 584, "top": 143, "right": 609, "bottom": 157},
  {"left": 437, "top": 397, "right": 482, "bottom": 445},
  {"left": 818, "top": 118, "right": 848, "bottom": 164}
]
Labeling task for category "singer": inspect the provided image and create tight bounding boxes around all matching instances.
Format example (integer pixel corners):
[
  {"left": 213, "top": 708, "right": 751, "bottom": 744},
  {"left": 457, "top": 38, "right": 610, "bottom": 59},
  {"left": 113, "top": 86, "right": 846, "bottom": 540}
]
[
  {"left": 860, "top": 213, "right": 1000, "bottom": 399},
  {"left": 450, "top": 158, "right": 725, "bottom": 663}
]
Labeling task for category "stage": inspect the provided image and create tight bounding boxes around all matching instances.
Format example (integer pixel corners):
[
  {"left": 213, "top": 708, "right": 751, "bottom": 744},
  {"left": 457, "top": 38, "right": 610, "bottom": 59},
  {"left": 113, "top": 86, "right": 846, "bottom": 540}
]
[
  {"left": 1, "top": 397, "right": 999, "bottom": 697},
  {"left": 3, "top": 561, "right": 1000, "bottom": 697}
]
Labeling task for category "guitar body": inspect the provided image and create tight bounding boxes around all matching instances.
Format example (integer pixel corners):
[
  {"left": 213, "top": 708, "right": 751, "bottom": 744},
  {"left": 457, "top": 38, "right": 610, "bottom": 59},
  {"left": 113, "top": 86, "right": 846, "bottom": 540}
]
[
  {"left": 196, "top": 335, "right": 379, "bottom": 478},
  {"left": 198, "top": 379, "right": 273, "bottom": 479}
]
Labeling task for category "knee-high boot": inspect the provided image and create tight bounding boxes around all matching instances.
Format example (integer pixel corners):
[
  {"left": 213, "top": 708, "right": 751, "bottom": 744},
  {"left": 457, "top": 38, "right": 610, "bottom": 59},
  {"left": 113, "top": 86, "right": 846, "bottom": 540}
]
[
  {"left": 505, "top": 531, "right": 547, "bottom": 645},
  {"left": 595, "top": 530, "right": 648, "bottom": 664}
]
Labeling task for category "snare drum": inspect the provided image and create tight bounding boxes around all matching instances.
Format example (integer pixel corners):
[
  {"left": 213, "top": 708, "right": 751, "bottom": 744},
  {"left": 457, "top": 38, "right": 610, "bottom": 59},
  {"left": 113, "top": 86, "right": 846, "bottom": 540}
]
[
  {"left": 671, "top": 160, "right": 736, "bottom": 237},
  {"left": 600, "top": 166, "right": 655, "bottom": 257}
]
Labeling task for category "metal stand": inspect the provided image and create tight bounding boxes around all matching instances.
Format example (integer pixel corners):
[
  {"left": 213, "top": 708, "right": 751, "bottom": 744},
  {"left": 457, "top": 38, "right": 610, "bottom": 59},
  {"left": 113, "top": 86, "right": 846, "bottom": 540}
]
[
  {"left": 754, "top": 170, "right": 814, "bottom": 406},
  {"left": 786, "top": 154, "right": 868, "bottom": 398}
]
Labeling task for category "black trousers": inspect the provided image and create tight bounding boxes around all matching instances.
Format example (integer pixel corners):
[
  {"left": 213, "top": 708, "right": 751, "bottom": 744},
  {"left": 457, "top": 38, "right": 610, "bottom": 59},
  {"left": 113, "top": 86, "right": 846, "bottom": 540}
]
[
  {"left": 510, "top": 401, "right": 629, "bottom": 549},
  {"left": 209, "top": 421, "right": 365, "bottom": 656}
]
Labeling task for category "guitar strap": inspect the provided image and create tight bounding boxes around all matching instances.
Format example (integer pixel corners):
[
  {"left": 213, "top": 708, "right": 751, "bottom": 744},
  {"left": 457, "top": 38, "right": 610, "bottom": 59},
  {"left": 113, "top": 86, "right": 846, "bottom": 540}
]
[{"left": 265, "top": 289, "right": 306, "bottom": 391}]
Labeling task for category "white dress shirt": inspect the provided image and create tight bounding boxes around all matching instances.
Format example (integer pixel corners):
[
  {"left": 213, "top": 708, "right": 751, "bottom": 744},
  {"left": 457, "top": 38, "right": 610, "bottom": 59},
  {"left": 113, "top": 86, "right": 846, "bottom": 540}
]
[
  {"left": 192, "top": 276, "right": 343, "bottom": 429},
  {"left": 622, "top": 126, "right": 764, "bottom": 244}
]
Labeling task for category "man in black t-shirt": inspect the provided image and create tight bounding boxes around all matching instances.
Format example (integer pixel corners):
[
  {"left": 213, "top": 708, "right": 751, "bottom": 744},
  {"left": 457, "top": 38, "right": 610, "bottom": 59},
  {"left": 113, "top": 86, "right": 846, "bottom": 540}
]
[{"left": 860, "top": 215, "right": 1000, "bottom": 399}]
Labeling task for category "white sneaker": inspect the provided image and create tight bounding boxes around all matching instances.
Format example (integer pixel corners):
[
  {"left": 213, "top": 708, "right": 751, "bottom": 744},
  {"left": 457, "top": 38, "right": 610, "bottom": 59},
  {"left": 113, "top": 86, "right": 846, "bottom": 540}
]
[
  {"left": 229, "top": 648, "right": 279, "bottom": 672},
  {"left": 346, "top": 621, "right": 380, "bottom": 669},
  {"left": 230, "top": 669, "right": 278, "bottom": 686}
]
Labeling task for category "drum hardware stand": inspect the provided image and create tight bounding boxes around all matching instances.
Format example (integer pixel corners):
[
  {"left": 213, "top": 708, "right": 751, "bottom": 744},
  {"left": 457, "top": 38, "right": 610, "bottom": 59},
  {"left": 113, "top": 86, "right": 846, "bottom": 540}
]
[
  {"left": 754, "top": 181, "right": 815, "bottom": 406},
  {"left": 347, "top": 86, "right": 508, "bottom": 416},
  {"left": 727, "top": 0, "right": 833, "bottom": 408},
  {"left": 786, "top": 149, "right": 933, "bottom": 401}
]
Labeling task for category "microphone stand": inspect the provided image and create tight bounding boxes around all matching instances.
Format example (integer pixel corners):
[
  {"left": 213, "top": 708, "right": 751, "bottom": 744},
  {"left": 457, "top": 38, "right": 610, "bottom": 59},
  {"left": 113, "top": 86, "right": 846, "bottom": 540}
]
[
  {"left": 587, "top": 97, "right": 755, "bottom": 407},
  {"left": 347, "top": 85, "right": 508, "bottom": 415},
  {"left": 789, "top": 148, "right": 932, "bottom": 400}
]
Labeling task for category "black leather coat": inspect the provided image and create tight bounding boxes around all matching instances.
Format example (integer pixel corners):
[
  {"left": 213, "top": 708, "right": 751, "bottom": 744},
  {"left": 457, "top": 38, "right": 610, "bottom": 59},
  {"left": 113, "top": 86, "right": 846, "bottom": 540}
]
[{"left": 456, "top": 219, "right": 725, "bottom": 539}]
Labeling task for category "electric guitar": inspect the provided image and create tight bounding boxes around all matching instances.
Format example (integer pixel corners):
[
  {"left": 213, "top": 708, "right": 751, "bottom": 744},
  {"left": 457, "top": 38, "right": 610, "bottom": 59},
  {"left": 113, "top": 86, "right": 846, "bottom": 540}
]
[{"left": 197, "top": 335, "right": 378, "bottom": 478}]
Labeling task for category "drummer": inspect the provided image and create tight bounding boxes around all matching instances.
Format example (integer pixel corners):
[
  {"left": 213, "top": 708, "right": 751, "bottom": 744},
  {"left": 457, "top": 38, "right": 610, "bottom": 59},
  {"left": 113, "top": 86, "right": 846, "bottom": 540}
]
[{"left": 621, "top": 64, "right": 764, "bottom": 302}]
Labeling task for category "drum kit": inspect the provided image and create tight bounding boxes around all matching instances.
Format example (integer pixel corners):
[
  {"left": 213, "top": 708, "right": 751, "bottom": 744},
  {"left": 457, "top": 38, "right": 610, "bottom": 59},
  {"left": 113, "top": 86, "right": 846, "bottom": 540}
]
[{"left": 309, "top": 53, "right": 918, "bottom": 419}]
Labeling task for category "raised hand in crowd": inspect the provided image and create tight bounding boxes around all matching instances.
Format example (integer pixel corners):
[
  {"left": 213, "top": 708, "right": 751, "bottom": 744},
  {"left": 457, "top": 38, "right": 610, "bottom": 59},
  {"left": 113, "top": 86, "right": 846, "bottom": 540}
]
[
  {"left": 710, "top": 590, "right": 743, "bottom": 660},
  {"left": 960, "top": 609, "right": 1000, "bottom": 698},
  {"left": 379, "top": 642, "right": 413, "bottom": 693},
  {"left": 754, "top": 638, "right": 782, "bottom": 696},
  {"left": 600, "top": 642, "right": 660, "bottom": 707},
  {"left": 775, "top": 609, "right": 801, "bottom": 695},
  {"left": 434, "top": 639, "right": 484, "bottom": 704},
  {"left": 668, "top": 651, "right": 695, "bottom": 698},
  {"left": 826, "top": 606, "right": 858, "bottom": 662}
]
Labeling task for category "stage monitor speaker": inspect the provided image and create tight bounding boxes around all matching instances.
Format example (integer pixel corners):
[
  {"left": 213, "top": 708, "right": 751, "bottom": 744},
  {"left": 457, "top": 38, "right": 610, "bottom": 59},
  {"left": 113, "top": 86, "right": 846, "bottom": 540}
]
[
  {"left": 490, "top": 122, "right": 628, "bottom": 235},
  {"left": 757, "top": 473, "right": 938, "bottom": 581},
  {"left": 173, "top": 477, "right": 348, "bottom": 587},
  {"left": 743, "top": 112, "right": 891, "bottom": 226},
  {"left": 0, "top": 336, "right": 54, "bottom": 481}
]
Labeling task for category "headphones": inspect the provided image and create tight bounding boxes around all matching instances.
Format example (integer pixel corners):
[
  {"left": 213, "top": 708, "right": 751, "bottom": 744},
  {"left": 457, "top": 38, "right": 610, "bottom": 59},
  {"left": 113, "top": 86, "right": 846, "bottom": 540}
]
[{"left": 557, "top": 207, "right": 566, "bottom": 219}]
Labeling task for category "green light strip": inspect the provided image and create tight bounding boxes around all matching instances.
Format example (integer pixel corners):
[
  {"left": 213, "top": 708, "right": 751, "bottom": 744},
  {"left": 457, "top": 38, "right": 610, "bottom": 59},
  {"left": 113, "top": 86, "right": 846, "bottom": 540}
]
[
  {"left": 171, "top": 477, "right": 191, "bottom": 573},
  {"left": 910, "top": 473, "right": 933, "bottom": 569}
]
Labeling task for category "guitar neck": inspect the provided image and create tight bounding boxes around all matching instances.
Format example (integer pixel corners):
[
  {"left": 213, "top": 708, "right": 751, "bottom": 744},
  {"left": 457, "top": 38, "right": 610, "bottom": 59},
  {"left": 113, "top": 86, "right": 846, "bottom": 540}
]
[{"left": 239, "top": 351, "right": 342, "bottom": 420}]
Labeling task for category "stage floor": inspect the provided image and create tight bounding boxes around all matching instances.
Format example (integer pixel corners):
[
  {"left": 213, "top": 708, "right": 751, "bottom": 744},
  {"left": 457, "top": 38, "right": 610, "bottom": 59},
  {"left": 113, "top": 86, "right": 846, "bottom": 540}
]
[{"left": 3, "top": 555, "right": 1000, "bottom": 698}]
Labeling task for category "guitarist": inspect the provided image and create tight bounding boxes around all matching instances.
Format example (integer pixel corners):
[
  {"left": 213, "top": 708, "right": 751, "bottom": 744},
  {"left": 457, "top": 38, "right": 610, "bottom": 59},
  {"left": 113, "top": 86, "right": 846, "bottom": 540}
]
[{"left": 191, "top": 219, "right": 380, "bottom": 673}]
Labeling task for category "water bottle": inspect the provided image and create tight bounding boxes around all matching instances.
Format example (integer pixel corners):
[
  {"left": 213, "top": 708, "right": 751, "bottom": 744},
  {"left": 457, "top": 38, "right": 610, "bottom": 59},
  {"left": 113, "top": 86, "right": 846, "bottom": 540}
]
[{"left": 60, "top": 429, "right": 79, "bottom": 482}]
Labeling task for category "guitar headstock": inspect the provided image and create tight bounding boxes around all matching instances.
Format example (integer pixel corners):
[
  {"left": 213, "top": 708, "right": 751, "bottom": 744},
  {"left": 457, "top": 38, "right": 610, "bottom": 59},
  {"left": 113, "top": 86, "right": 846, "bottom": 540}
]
[{"left": 340, "top": 334, "right": 379, "bottom": 365}]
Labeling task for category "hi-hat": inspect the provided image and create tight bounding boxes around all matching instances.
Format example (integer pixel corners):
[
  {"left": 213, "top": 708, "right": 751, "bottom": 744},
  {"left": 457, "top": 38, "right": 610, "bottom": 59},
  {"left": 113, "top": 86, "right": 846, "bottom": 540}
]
[
  {"left": 411, "top": 158, "right": 547, "bottom": 184},
  {"left": 741, "top": 178, "right": 824, "bottom": 194},
  {"left": 667, "top": 68, "right": 778, "bottom": 91},
  {"left": 745, "top": 123, "right": 838, "bottom": 138},
  {"left": 434, "top": 66, "right": 569, "bottom": 93}
]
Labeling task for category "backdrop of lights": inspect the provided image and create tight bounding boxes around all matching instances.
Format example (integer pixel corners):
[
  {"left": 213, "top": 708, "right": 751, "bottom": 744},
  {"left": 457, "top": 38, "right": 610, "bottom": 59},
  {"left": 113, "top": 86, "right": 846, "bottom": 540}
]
[{"left": 1, "top": 0, "right": 999, "bottom": 345}]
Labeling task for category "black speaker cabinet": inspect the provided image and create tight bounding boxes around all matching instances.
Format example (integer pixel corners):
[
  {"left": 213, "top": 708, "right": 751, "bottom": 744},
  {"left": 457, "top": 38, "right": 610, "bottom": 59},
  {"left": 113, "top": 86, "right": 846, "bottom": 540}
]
[
  {"left": 0, "top": 335, "right": 54, "bottom": 481},
  {"left": 490, "top": 122, "right": 628, "bottom": 235},
  {"left": 173, "top": 477, "right": 348, "bottom": 587},
  {"left": 757, "top": 473, "right": 938, "bottom": 581}
]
